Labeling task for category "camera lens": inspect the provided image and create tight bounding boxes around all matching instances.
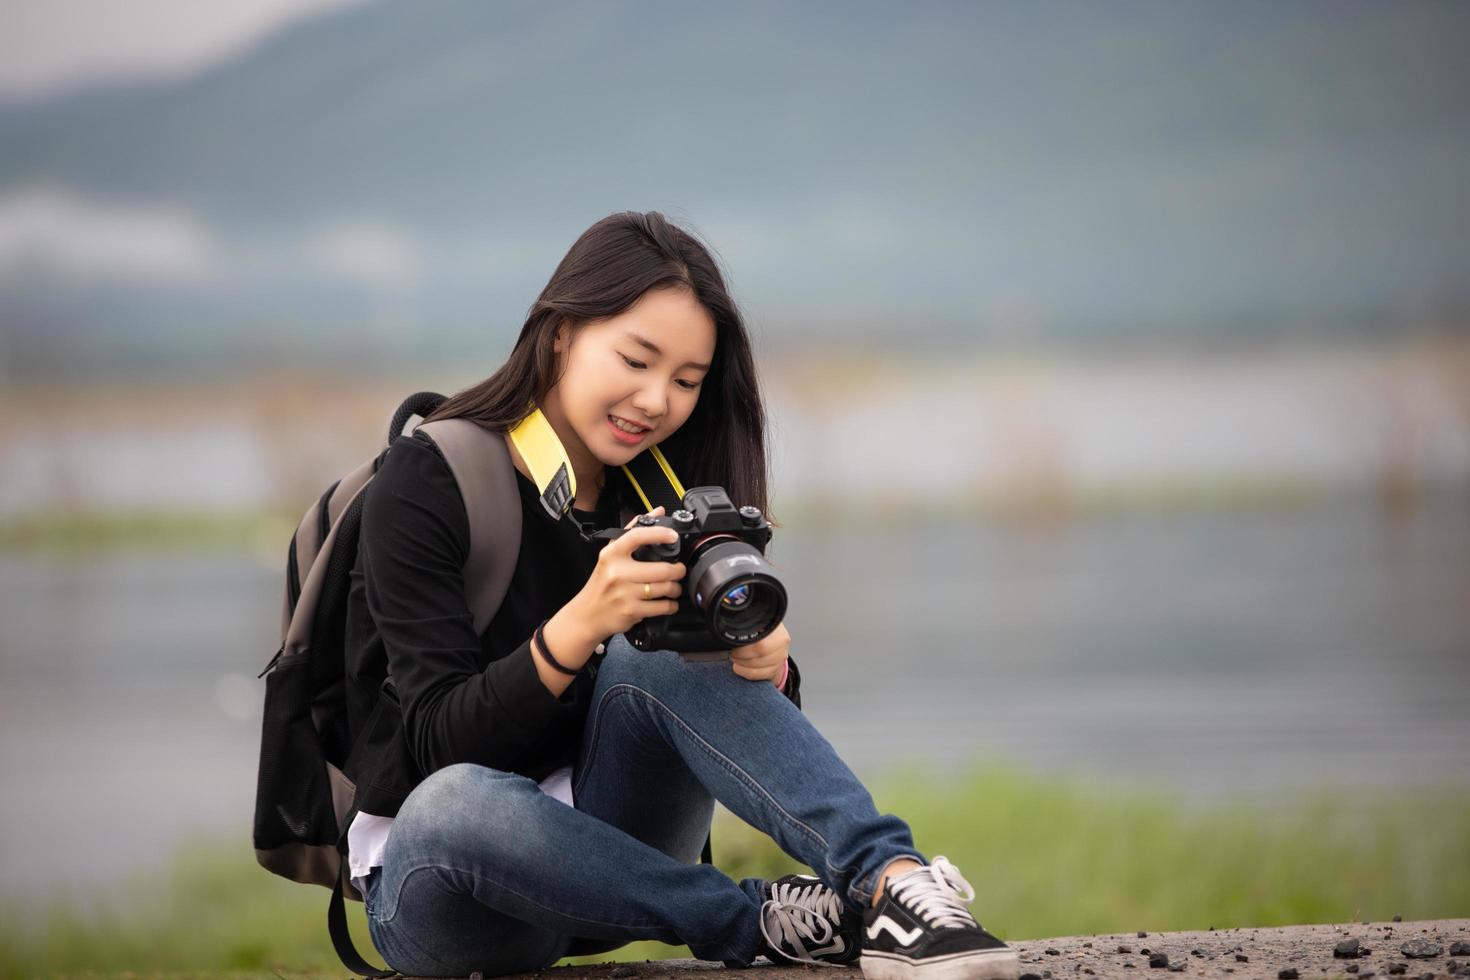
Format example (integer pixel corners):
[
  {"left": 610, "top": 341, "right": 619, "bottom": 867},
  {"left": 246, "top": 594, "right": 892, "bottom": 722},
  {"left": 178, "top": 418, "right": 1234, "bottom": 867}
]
[
  {"left": 687, "top": 539, "right": 788, "bottom": 645},
  {"left": 712, "top": 580, "right": 782, "bottom": 641}
]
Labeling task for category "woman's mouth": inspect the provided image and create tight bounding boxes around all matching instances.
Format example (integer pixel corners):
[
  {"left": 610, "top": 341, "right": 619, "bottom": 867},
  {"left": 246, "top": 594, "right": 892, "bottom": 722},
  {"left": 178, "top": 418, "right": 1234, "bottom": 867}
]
[{"left": 607, "top": 414, "right": 650, "bottom": 445}]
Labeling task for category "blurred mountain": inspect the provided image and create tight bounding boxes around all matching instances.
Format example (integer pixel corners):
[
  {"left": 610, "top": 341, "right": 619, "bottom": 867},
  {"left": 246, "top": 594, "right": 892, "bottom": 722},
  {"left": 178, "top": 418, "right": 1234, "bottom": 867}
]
[{"left": 2, "top": 0, "right": 1469, "bottom": 376}]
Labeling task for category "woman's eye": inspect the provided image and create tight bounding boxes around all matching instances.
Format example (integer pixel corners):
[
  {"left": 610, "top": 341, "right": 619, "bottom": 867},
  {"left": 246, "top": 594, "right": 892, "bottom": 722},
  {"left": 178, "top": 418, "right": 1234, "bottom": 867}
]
[{"left": 622, "top": 353, "right": 699, "bottom": 391}]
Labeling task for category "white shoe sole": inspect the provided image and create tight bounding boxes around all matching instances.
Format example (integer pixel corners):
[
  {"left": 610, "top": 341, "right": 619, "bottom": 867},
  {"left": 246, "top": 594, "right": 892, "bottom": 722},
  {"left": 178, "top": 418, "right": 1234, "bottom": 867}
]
[{"left": 860, "top": 945, "right": 1020, "bottom": 980}]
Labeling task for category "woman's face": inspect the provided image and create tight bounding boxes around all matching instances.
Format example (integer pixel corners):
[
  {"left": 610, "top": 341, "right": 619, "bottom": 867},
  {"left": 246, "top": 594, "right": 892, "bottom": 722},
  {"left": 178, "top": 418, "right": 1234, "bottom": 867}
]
[{"left": 543, "top": 286, "right": 717, "bottom": 473}]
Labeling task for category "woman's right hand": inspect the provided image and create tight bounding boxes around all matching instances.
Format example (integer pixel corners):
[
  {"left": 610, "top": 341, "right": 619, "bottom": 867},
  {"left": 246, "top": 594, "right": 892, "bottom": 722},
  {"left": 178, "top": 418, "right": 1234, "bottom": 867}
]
[{"left": 572, "top": 506, "right": 688, "bottom": 640}]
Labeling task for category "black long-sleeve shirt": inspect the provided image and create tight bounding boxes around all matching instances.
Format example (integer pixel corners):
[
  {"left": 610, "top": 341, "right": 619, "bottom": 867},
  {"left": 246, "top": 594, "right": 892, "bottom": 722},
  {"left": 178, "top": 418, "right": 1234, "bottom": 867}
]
[{"left": 342, "top": 427, "right": 801, "bottom": 817}]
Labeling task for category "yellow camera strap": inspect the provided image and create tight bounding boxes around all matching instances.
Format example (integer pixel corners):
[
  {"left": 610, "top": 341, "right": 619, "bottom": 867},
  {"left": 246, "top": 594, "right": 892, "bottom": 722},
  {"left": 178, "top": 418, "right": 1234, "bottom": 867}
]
[
  {"left": 621, "top": 445, "right": 687, "bottom": 515},
  {"left": 507, "top": 404, "right": 687, "bottom": 522}
]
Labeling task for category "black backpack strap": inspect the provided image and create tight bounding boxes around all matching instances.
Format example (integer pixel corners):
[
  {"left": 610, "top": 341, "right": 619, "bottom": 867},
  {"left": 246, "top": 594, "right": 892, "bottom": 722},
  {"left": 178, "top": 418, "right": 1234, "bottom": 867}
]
[{"left": 329, "top": 814, "right": 399, "bottom": 979}]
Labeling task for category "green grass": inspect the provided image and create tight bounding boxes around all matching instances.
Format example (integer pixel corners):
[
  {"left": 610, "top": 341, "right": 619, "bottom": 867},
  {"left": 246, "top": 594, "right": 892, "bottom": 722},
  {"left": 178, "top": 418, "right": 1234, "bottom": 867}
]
[
  {"left": 0, "top": 510, "right": 298, "bottom": 556},
  {"left": 0, "top": 476, "right": 1358, "bottom": 556},
  {"left": 3, "top": 760, "right": 1467, "bottom": 979}
]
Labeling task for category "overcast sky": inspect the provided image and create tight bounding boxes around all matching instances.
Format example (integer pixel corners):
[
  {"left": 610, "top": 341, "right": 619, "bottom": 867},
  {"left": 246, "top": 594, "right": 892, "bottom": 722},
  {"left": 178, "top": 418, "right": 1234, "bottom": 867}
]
[{"left": 0, "top": 0, "right": 367, "bottom": 100}]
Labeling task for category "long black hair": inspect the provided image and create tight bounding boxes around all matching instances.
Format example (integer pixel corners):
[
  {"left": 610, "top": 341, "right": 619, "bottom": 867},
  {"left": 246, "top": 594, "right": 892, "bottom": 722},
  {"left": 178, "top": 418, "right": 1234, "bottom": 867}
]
[{"left": 422, "top": 210, "right": 776, "bottom": 524}]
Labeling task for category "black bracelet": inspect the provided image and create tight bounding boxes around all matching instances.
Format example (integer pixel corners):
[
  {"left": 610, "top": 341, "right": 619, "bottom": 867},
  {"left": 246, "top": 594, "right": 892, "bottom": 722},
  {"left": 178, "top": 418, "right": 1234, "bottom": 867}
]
[{"left": 534, "top": 618, "right": 581, "bottom": 676}]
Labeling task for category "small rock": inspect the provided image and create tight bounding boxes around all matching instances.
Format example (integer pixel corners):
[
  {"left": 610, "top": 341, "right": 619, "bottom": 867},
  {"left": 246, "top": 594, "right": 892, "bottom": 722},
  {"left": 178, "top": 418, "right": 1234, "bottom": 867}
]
[
  {"left": 1419, "top": 974, "right": 1436, "bottom": 980},
  {"left": 1019, "top": 974, "right": 1042, "bottom": 980},
  {"left": 1138, "top": 931, "right": 1149, "bottom": 938},
  {"left": 1084, "top": 970, "right": 1094, "bottom": 975},
  {"left": 1167, "top": 964, "right": 1185, "bottom": 973},
  {"left": 1453, "top": 943, "right": 1470, "bottom": 956},
  {"left": 1347, "top": 967, "right": 1360, "bottom": 974},
  {"left": 1387, "top": 963, "right": 1408, "bottom": 975},
  {"left": 1191, "top": 948, "right": 1205, "bottom": 958},
  {"left": 1046, "top": 949, "right": 1061, "bottom": 956},
  {"left": 1119, "top": 946, "right": 1134, "bottom": 954},
  {"left": 1279, "top": 970, "right": 1299, "bottom": 979},
  {"left": 1084, "top": 942, "right": 1093, "bottom": 948},
  {"left": 1236, "top": 954, "right": 1250, "bottom": 963},
  {"left": 1401, "top": 940, "right": 1442, "bottom": 959},
  {"left": 1337, "top": 939, "right": 1364, "bottom": 959},
  {"left": 1362, "top": 972, "right": 1377, "bottom": 978},
  {"left": 608, "top": 968, "right": 638, "bottom": 978},
  {"left": 1148, "top": 953, "right": 1169, "bottom": 969},
  {"left": 1393, "top": 915, "right": 1403, "bottom": 923},
  {"left": 1141, "top": 948, "right": 1152, "bottom": 955}
]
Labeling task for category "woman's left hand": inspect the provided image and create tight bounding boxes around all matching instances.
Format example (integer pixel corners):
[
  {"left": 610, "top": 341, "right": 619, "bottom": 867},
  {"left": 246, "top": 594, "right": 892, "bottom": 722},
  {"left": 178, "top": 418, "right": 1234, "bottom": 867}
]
[{"left": 729, "top": 622, "right": 790, "bottom": 685}]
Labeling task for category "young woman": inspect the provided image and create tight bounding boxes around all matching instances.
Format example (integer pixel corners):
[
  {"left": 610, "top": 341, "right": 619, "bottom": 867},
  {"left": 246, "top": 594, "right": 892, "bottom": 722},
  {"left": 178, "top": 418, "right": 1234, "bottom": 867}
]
[{"left": 344, "top": 211, "right": 1020, "bottom": 980}]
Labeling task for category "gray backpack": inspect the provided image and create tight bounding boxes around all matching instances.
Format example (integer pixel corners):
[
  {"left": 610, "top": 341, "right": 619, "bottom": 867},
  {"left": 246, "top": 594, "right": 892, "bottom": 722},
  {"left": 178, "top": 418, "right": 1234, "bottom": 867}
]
[{"left": 251, "top": 392, "right": 706, "bottom": 978}]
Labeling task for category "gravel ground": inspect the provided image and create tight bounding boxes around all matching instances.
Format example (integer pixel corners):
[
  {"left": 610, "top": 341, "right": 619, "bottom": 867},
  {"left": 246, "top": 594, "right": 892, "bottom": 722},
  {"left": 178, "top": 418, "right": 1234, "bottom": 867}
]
[{"left": 456, "top": 918, "right": 1470, "bottom": 980}]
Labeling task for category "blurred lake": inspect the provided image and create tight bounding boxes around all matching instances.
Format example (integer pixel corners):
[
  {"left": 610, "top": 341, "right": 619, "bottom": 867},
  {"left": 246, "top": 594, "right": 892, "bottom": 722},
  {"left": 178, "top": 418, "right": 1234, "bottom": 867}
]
[{"left": 2, "top": 490, "right": 1467, "bottom": 899}]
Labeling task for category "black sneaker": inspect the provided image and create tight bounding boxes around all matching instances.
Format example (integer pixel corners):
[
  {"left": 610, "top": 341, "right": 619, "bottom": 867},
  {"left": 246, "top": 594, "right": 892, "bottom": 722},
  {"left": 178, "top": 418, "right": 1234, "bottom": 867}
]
[
  {"left": 860, "top": 856, "right": 1019, "bottom": 980},
  {"left": 756, "top": 872, "right": 864, "bottom": 967}
]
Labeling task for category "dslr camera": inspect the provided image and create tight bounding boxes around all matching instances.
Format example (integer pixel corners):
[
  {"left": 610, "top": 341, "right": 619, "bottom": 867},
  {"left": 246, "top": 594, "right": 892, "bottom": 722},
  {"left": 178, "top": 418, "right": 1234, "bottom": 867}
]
[{"left": 596, "top": 486, "right": 787, "bottom": 661}]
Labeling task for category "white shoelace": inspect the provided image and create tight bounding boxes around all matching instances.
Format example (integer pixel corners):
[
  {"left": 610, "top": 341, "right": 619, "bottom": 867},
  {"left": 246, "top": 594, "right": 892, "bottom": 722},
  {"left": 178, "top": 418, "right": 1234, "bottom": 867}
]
[
  {"left": 760, "top": 877, "right": 846, "bottom": 963},
  {"left": 885, "top": 855, "right": 978, "bottom": 930}
]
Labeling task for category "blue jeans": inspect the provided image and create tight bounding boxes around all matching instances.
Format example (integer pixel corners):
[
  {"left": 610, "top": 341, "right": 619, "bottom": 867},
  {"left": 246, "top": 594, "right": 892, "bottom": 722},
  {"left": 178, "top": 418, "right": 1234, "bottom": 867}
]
[{"left": 361, "top": 633, "right": 927, "bottom": 977}]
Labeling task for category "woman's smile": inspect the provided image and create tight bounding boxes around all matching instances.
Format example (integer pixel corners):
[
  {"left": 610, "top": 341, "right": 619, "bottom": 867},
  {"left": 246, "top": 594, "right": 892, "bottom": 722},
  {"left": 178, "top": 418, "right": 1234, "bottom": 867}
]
[{"left": 607, "top": 414, "right": 651, "bottom": 444}]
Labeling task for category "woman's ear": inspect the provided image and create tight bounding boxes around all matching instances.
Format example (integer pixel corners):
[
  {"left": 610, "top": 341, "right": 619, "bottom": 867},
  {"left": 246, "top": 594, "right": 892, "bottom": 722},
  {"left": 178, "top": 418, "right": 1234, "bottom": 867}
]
[{"left": 552, "top": 318, "right": 582, "bottom": 357}]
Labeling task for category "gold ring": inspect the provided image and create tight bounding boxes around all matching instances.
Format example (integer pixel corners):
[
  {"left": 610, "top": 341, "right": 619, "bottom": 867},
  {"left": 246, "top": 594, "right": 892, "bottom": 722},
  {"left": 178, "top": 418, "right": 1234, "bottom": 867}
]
[{"left": 643, "top": 583, "right": 652, "bottom": 599}]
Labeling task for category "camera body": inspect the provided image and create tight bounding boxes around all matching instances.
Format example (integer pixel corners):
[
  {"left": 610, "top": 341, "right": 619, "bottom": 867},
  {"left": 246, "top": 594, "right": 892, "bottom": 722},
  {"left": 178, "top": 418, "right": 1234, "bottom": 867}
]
[{"left": 600, "top": 486, "right": 787, "bottom": 660}]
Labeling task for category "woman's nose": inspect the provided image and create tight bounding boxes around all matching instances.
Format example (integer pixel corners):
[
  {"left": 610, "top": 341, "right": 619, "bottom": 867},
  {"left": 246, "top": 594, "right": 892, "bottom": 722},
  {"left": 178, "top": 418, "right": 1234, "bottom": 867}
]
[{"left": 631, "top": 384, "right": 666, "bottom": 420}]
